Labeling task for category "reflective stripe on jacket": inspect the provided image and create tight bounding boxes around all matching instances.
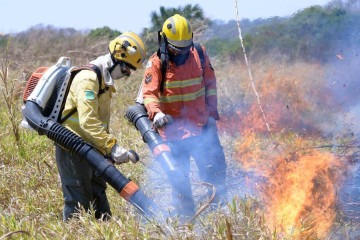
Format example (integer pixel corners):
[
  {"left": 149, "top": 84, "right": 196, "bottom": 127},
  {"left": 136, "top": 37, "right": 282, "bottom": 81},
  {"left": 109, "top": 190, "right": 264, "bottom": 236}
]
[
  {"left": 142, "top": 45, "right": 219, "bottom": 141},
  {"left": 61, "top": 69, "right": 116, "bottom": 155}
]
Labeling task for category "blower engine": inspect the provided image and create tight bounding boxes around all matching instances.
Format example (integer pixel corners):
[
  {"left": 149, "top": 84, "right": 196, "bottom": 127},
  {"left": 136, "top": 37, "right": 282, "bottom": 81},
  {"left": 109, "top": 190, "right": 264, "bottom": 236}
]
[{"left": 21, "top": 57, "right": 159, "bottom": 217}]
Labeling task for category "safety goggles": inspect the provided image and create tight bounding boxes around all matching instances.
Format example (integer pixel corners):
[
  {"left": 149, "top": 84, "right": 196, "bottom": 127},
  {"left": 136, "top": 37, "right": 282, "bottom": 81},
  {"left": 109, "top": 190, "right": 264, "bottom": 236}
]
[{"left": 167, "top": 44, "right": 192, "bottom": 56}]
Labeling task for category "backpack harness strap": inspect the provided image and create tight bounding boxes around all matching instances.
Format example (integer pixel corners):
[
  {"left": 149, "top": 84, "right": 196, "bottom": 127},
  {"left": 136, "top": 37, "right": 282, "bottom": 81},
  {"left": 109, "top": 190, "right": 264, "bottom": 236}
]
[{"left": 194, "top": 43, "right": 205, "bottom": 69}]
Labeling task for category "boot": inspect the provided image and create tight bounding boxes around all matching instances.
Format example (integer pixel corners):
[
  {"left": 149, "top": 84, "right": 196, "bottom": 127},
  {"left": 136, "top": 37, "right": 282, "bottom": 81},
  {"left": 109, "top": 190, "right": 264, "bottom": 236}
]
[{"left": 171, "top": 193, "right": 196, "bottom": 222}]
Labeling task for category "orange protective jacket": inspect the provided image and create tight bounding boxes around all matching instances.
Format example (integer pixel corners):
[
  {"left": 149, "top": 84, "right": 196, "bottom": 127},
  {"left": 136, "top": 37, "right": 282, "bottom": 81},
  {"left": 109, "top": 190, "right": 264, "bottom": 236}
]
[{"left": 142, "top": 45, "right": 219, "bottom": 141}]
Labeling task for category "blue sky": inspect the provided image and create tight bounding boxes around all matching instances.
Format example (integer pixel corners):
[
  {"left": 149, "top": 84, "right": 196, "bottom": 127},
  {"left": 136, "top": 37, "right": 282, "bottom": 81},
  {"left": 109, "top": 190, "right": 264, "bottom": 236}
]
[{"left": 0, "top": 0, "right": 330, "bottom": 34}]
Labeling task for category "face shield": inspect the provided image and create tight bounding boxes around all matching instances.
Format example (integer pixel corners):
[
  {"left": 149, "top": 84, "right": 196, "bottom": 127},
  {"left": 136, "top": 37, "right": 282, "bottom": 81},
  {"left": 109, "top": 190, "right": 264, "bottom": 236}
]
[
  {"left": 167, "top": 43, "right": 192, "bottom": 66},
  {"left": 109, "top": 61, "right": 133, "bottom": 80},
  {"left": 167, "top": 43, "right": 192, "bottom": 56}
]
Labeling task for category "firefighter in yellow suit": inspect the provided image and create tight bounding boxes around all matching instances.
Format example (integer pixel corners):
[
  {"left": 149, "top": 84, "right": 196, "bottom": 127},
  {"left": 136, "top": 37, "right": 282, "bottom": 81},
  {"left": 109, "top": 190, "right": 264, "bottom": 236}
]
[{"left": 56, "top": 32, "right": 146, "bottom": 221}]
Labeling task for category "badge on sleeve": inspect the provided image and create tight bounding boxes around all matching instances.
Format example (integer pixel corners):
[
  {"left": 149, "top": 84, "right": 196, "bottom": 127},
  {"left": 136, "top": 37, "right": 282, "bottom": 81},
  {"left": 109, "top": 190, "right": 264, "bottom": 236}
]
[
  {"left": 85, "top": 90, "right": 95, "bottom": 100},
  {"left": 146, "top": 60, "right": 153, "bottom": 69},
  {"left": 145, "top": 73, "right": 152, "bottom": 84}
]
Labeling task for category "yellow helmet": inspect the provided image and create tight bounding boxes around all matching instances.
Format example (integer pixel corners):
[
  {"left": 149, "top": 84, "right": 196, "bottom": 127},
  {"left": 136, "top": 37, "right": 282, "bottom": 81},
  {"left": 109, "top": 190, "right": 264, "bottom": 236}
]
[
  {"left": 108, "top": 32, "right": 146, "bottom": 69},
  {"left": 161, "top": 14, "right": 193, "bottom": 48}
]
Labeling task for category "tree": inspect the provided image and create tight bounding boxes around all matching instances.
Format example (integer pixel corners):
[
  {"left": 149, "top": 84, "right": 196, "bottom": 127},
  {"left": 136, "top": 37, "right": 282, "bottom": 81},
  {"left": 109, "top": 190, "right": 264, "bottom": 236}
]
[
  {"left": 88, "top": 26, "right": 121, "bottom": 40},
  {"left": 149, "top": 4, "right": 206, "bottom": 31},
  {"left": 143, "top": 4, "right": 210, "bottom": 54},
  {"left": 328, "top": 0, "right": 360, "bottom": 12},
  {"left": 287, "top": 6, "right": 347, "bottom": 61}
]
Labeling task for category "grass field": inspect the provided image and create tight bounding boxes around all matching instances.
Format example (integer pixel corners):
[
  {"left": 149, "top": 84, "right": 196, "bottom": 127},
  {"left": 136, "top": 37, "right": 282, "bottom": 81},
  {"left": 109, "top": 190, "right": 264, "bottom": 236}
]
[{"left": 1, "top": 56, "right": 359, "bottom": 239}]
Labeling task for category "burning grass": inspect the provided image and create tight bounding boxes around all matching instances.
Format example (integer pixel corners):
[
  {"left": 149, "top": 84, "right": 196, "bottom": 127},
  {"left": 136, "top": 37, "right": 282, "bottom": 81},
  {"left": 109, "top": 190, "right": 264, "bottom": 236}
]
[
  {"left": 217, "top": 57, "right": 360, "bottom": 238},
  {"left": 217, "top": 58, "right": 342, "bottom": 136},
  {"left": 234, "top": 132, "right": 345, "bottom": 238}
]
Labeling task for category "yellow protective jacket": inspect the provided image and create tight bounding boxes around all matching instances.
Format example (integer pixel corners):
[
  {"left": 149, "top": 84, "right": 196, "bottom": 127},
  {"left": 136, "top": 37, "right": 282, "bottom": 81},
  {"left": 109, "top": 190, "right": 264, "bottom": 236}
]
[
  {"left": 61, "top": 69, "right": 116, "bottom": 155},
  {"left": 142, "top": 45, "right": 219, "bottom": 141}
]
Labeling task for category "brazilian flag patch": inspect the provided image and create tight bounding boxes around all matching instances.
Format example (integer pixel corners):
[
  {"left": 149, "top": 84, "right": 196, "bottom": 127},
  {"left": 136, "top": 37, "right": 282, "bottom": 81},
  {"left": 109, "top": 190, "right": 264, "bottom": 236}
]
[{"left": 85, "top": 90, "right": 95, "bottom": 100}]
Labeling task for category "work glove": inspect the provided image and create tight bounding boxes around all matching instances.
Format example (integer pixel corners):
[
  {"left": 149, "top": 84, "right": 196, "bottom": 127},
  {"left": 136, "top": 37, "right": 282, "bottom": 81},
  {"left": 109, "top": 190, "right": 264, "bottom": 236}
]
[
  {"left": 110, "top": 144, "right": 139, "bottom": 164},
  {"left": 153, "top": 112, "right": 173, "bottom": 129}
]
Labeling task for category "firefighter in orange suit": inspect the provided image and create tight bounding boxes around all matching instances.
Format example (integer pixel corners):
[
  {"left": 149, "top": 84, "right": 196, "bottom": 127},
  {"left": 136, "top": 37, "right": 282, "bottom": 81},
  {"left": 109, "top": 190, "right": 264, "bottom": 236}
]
[{"left": 139, "top": 14, "right": 227, "bottom": 218}]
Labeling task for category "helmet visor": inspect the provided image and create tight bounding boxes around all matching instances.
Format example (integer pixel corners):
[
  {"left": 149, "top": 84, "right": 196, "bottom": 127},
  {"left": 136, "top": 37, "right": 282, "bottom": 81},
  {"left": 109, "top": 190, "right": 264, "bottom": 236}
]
[{"left": 167, "top": 43, "right": 191, "bottom": 56}]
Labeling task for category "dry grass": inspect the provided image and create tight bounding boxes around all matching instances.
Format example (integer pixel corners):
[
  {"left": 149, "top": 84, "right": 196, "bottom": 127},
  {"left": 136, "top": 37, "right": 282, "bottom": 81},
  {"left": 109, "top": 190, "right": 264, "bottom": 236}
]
[{"left": 1, "top": 55, "right": 359, "bottom": 239}]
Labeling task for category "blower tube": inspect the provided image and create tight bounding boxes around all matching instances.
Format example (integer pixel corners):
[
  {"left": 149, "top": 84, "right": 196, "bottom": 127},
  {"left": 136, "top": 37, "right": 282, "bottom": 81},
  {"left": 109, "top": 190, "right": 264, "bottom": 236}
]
[
  {"left": 23, "top": 100, "right": 158, "bottom": 217},
  {"left": 125, "top": 104, "right": 192, "bottom": 198}
]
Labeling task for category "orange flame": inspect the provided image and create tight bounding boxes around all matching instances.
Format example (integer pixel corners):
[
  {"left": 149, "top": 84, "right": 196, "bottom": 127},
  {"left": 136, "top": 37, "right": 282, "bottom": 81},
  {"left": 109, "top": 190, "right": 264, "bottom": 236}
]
[
  {"left": 264, "top": 150, "right": 340, "bottom": 238},
  {"left": 234, "top": 132, "right": 344, "bottom": 238}
]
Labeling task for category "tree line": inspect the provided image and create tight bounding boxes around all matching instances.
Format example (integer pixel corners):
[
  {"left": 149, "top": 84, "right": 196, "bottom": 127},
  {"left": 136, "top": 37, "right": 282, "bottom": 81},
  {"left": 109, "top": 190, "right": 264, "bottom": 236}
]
[
  {"left": 0, "top": 0, "right": 359, "bottom": 70},
  {"left": 205, "top": 0, "right": 360, "bottom": 62}
]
